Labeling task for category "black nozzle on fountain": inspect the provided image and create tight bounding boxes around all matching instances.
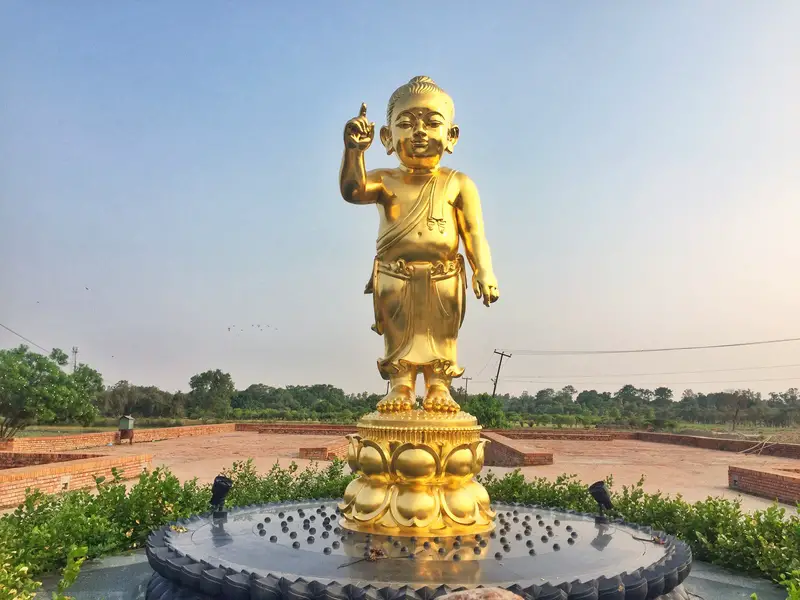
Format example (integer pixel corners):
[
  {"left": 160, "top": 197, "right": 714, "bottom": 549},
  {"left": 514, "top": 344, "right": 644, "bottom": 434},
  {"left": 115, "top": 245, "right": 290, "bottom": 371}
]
[
  {"left": 211, "top": 474, "right": 233, "bottom": 521},
  {"left": 588, "top": 480, "right": 613, "bottom": 524}
]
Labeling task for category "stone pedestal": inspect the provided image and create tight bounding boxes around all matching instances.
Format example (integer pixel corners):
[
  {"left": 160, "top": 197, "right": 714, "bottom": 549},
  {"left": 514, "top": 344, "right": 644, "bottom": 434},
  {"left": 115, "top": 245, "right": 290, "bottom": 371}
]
[{"left": 339, "top": 410, "right": 495, "bottom": 536}]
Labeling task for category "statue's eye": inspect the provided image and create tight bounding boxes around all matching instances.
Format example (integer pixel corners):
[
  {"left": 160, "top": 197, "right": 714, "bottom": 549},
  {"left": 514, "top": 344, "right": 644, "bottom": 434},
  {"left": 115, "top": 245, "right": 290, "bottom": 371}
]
[
  {"left": 396, "top": 121, "right": 412, "bottom": 128},
  {"left": 428, "top": 121, "right": 442, "bottom": 128}
]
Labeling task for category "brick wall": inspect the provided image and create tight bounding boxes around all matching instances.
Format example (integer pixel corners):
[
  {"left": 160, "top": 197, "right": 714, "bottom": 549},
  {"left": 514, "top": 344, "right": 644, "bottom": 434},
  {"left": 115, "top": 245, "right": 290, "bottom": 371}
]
[
  {"left": 0, "top": 451, "right": 100, "bottom": 469},
  {"left": 638, "top": 432, "right": 800, "bottom": 459},
  {"left": 241, "top": 423, "right": 357, "bottom": 436},
  {"left": 0, "top": 454, "right": 152, "bottom": 508},
  {"left": 497, "top": 429, "right": 800, "bottom": 455},
  {"left": 607, "top": 431, "right": 641, "bottom": 440},
  {"left": 3, "top": 423, "right": 797, "bottom": 460},
  {"left": 495, "top": 430, "right": 614, "bottom": 442},
  {"left": 0, "top": 423, "right": 366, "bottom": 452},
  {"left": 131, "top": 423, "right": 236, "bottom": 443},
  {"left": 0, "top": 424, "right": 239, "bottom": 452},
  {"left": 0, "top": 432, "right": 121, "bottom": 452},
  {"left": 482, "top": 432, "right": 553, "bottom": 467},
  {"left": 298, "top": 437, "right": 349, "bottom": 460},
  {"left": 729, "top": 465, "right": 800, "bottom": 505}
]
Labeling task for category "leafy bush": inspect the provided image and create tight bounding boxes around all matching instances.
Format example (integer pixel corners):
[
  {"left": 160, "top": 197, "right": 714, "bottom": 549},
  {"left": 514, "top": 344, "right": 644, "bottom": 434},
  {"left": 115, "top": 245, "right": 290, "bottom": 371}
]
[
  {"left": 1, "top": 462, "right": 799, "bottom": 598},
  {"left": 753, "top": 571, "right": 800, "bottom": 600},
  {"left": 0, "top": 460, "right": 353, "bottom": 596},
  {"left": 0, "top": 546, "right": 86, "bottom": 600},
  {"left": 222, "top": 459, "right": 353, "bottom": 507},
  {"left": 0, "top": 549, "right": 40, "bottom": 600},
  {"left": 461, "top": 393, "right": 507, "bottom": 428},
  {"left": 479, "top": 470, "right": 800, "bottom": 587}
]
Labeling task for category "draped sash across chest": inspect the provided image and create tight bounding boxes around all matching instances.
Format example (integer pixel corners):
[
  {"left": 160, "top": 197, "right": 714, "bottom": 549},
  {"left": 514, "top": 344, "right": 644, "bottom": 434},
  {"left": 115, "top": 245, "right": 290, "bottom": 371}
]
[{"left": 364, "top": 169, "right": 458, "bottom": 295}]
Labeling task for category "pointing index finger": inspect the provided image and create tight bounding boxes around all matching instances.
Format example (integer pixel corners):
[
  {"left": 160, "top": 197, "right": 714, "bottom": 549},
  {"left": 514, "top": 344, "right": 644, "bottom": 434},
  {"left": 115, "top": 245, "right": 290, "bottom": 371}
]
[{"left": 359, "top": 103, "right": 368, "bottom": 118}]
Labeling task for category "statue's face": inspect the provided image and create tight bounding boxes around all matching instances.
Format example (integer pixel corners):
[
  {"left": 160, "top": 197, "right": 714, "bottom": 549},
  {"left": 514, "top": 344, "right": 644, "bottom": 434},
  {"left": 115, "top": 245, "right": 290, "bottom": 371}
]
[{"left": 381, "top": 92, "right": 458, "bottom": 170}]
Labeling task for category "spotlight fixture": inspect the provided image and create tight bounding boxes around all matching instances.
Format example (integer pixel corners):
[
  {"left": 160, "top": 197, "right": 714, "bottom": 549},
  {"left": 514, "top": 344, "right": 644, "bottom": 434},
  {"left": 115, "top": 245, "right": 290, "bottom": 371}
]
[
  {"left": 211, "top": 474, "right": 233, "bottom": 520},
  {"left": 588, "top": 480, "right": 613, "bottom": 524}
]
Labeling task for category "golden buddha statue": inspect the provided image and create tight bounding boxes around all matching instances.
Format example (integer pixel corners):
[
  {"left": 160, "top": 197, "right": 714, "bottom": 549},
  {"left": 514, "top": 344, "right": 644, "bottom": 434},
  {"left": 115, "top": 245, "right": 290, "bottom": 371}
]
[
  {"left": 339, "top": 76, "right": 499, "bottom": 414},
  {"left": 337, "top": 77, "right": 499, "bottom": 536}
]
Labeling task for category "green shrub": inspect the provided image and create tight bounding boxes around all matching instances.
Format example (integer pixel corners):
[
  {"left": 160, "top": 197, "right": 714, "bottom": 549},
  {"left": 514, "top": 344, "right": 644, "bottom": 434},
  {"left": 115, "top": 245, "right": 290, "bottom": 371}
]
[
  {"left": 0, "top": 549, "right": 40, "bottom": 600},
  {"left": 0, "top": 459, "right": 353, "bottom": 596},
  {"left": 0, "top": 546, "right": 86, "bottom": 600},
  {"left": 51, "top": 546, "right": 88, "bottom": 600},
  {"left": 753, "top": 571, "right": 800, "bottom": 600},
  {"left": 779, "top": 572, "right": 800, "bottom": 600},
  {"left": 1, "top": 462, "right": 798, "bottom": 598},
  {"left": 479, "top": 470, "right": 800, "bottom": 586},
  {"left": 222, "top": 458, "right": 353, "bottom": 506}
]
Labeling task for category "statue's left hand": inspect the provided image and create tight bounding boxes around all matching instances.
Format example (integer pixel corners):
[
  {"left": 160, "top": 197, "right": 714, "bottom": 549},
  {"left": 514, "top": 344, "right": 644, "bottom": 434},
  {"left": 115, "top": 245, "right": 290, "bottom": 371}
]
[{"left": 472, "top": 272, "right": 499, "bottom": 307}]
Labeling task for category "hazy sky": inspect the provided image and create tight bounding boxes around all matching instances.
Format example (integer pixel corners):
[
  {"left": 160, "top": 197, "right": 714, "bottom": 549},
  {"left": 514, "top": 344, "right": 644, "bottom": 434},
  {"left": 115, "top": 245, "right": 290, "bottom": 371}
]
[{"left": 2, "top": 2, "right": 799, "bottom": 398}]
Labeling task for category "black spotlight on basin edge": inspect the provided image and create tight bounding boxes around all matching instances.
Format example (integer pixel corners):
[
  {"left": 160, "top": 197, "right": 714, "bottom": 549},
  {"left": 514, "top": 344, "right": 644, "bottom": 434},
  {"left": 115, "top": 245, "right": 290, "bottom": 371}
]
[
  {"left": 210, "top": 474, "right": 233, "bottom": 521},
  {"left": 588, "top": 480, "right": 613, "bottom": 524}
]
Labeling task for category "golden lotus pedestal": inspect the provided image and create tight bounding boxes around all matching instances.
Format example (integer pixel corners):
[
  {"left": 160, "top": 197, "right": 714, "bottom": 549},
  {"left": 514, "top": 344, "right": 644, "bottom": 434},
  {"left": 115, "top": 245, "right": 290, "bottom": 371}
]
[{"left": 338, "top": 410, "right": 496, "bottom": 537}]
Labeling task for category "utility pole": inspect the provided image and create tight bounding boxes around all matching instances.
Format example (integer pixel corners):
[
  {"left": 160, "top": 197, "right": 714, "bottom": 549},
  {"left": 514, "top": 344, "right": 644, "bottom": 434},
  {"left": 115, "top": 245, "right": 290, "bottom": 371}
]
[
  {"left": 462, "top": 377, "right": 472, "bottom": 401},
  {"left": 491, "top": 350, "right": 512, "bottom": 397},
  {"left": 71, "top": 346, "right": 79, "bottom": 373}
]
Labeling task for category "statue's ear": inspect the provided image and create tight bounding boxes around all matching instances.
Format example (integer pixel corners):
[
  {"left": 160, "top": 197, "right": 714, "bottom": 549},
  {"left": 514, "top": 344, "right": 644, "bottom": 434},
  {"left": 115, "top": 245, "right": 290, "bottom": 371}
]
[
  {"left": 445, "top": 125, "right": 460, "bottom": 154},
  {"left": 379, "top": 125, "right": 394, "bottom": 155}
]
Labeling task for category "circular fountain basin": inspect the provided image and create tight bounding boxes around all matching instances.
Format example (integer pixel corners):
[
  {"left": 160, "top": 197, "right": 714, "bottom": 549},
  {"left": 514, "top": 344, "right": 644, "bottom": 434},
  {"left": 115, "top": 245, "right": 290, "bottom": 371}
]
[{"left": 145, "top": 500, "right": 692, "bottom": 600}]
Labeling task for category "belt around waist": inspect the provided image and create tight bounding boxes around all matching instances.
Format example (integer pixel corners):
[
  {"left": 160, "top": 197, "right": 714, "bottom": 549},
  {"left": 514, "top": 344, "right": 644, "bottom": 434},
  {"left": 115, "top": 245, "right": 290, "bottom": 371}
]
[{"left": 376, "top": 256, "right": 464, "bottom": 280}]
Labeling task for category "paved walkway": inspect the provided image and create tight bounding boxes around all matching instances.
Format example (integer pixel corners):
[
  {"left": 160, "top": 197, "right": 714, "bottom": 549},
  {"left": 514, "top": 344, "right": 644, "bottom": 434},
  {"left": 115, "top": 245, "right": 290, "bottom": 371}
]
[{"left": 97, "top": 433, "right": 800, "bottom": 510}]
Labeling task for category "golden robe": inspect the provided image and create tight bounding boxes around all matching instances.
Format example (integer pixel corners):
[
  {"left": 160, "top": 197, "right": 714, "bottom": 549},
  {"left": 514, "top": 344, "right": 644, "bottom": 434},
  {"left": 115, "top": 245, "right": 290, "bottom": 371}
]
[{"left": 364, "top": 171, "right": 467, "bottom": 380}]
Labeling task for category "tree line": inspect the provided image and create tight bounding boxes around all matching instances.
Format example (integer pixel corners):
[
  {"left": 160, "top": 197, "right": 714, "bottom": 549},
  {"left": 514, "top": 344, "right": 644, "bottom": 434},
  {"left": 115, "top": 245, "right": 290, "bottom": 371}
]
[
  {"left": 499, "top": 384, "right": 800, "bottom": 430},
  {"left": 1, "top": 343, "right": 799, "bottom": 438}
]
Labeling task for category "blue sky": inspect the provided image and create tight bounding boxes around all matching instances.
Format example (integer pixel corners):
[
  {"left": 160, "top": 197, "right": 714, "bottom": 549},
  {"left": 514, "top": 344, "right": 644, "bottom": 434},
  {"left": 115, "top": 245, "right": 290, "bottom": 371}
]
[{"left": 2, "top": 2, "right": 799, "bottom": 396}]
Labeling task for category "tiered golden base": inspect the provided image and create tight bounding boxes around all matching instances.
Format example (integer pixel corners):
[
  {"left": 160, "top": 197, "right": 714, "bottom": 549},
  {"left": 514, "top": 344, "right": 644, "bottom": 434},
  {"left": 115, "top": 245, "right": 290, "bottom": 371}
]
[{"left": 338, "top": 410, "right": 496, "bottom": 536}]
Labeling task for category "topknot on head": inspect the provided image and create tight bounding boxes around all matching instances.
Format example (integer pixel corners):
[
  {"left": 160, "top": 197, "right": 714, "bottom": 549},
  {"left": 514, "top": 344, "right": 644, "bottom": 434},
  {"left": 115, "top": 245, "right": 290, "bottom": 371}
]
[
  {"left": 386, "top": 76, "right": 454, "bottom": 125},
  {"left": 407, "top": 75, "right": 440, "bottom": 91}
]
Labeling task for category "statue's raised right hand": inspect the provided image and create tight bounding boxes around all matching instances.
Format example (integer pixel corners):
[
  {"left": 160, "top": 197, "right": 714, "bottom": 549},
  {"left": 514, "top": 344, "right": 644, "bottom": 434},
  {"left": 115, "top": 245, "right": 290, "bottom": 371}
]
[{"left": 344, "top": 103, "right": 375, "bottom": 151}]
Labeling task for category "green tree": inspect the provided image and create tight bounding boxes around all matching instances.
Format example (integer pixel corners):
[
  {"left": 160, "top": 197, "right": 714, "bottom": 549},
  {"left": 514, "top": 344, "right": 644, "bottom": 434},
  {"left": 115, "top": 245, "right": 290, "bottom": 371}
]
[
  {"left": 0, "top": 345, "right": 98, "bottom": 439},
  {"left": 653, "top": 386, "right": 673, "bottom": 407},
  {"left": 188, "top": 369, "right": 235, "bottom": 418},
  {"left": 73, "top": 364, "right": 104, "bottom": 403},
  {"left": 462, "top": 393, "right": 506, "bottom": 428},
  {"left": 49, "top": 348, "right": 69, "bottom": 367}
]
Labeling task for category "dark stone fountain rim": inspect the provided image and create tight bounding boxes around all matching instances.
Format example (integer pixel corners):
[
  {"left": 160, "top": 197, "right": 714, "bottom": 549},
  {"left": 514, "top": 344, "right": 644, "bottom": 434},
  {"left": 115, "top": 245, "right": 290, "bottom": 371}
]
[{"left": 145, "top": 498, "right": 693, "bottom": 600}]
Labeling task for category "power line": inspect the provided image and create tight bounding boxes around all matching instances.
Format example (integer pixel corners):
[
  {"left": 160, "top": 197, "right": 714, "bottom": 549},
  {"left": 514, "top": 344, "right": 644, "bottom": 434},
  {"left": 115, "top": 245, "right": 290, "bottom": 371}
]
[
  {"left": 500, "top": 336, "right": 800, "bottom": 356},
  {"left": 0, "top": 323, "right": 50, "bottom": 353},
  {"left": 504, "top": 362, "right": 800, "bottom": 380},
  {"left": 473, "top": 354, "right": 496, "bottom": 378},
  {"left": 501, "top": 376, "right": 800, "bottom": 386}
]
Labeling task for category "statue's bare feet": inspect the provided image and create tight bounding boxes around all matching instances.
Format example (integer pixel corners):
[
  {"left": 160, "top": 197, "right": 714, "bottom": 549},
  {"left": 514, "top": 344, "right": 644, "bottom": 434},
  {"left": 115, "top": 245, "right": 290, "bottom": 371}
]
[
  {"left": 376, "top": 385, "right": 415, "bottom": 413},
  {"left": 422, "top": 383, "right": 460, "bottom": 413}
]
